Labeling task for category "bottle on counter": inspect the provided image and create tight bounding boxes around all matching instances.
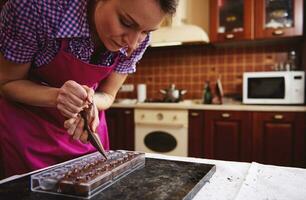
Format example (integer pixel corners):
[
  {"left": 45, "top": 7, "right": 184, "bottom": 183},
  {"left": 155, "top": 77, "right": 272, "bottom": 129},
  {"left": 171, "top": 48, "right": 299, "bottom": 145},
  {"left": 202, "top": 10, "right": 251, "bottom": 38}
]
[
  {"left": 287, "top": 50, "right": 298, "bottom": 71},
  {"left": 203, "top": 81, "right": 212, "bottom": 104}
]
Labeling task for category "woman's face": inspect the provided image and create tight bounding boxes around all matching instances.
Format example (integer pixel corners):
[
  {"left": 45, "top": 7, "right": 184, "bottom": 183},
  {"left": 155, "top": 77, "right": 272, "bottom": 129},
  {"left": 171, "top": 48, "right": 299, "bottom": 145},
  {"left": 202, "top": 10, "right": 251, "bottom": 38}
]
[{"left": 94, "top": 0, "right": 166, "bottom": 53}]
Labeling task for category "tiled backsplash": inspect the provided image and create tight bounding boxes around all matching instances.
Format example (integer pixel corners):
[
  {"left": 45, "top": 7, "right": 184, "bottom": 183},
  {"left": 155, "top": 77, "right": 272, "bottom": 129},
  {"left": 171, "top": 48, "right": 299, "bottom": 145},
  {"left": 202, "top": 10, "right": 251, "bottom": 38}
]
[{"left": 117, "top": 43, "right": 302, "bottom": 100}]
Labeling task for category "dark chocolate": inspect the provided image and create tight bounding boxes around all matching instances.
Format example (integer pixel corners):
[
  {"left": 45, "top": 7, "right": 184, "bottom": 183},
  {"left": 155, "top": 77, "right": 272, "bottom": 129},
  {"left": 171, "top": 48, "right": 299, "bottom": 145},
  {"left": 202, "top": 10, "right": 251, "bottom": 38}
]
[{"left": 56, "top": 151, "right": 144, "bottom": 196}]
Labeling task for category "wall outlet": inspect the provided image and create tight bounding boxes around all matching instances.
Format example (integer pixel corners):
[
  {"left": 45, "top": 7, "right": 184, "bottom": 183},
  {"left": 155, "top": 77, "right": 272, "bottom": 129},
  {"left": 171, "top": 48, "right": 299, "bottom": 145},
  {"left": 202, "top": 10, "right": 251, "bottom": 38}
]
[{"left": 120, "top": 84, "right": 134, "bottom": 92}]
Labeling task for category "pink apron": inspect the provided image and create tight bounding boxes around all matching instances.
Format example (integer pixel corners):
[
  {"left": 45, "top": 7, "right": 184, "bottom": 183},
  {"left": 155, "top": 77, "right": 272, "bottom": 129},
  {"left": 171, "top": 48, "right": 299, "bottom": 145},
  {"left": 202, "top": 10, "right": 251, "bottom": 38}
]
[{"left": 0, "top": 39, "right": 118, "bottom": 177}]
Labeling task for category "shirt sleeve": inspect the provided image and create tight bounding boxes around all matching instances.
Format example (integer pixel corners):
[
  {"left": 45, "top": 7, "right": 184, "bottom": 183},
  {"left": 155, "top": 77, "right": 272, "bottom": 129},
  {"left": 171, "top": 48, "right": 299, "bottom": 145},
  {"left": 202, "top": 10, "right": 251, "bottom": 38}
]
[
  {"left": 0, "top": 0, "right": 39, "bottom": 64},
  {"left": 114, "top": 33, "right": 151, "bottom": 74}
]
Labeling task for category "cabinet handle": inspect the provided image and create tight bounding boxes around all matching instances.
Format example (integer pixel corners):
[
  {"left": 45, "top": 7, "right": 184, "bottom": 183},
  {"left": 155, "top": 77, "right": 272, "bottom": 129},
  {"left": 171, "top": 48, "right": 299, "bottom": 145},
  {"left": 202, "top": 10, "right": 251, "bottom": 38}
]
[
  {"left": 191, "top": 112, "right": 199, "bottom": 117},
  {"left": 272, "top": 29, "right": 284, "bottom": 36},
  {"left": 124, "top": 110, "right": 131, "bottom": 115},
  {"left": 274, "top": 114, "right": 283, "bottom": 120},
  {"left": 221, "top": 113, "right": 231, "bottom": 118},
  {"left": 225, "top": 33, "right": 235, "bottom": 39}
]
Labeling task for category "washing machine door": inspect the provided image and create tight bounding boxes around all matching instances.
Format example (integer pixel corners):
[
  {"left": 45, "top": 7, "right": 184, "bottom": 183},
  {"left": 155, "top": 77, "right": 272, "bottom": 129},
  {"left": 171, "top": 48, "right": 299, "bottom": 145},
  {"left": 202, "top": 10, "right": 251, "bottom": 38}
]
[
  {"left": 144, "top": 131, "right": 177, "bottom": 153},
  {"left": 135, "top": 125, "right": 188, "bottom": 157}
]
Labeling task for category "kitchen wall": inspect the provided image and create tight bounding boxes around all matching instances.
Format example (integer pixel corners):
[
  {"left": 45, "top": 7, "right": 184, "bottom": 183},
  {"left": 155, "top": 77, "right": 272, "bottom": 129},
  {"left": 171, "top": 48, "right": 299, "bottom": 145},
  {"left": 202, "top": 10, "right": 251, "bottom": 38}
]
[{"left": 118, "top": 42, "right": 303, "bottom": 100}]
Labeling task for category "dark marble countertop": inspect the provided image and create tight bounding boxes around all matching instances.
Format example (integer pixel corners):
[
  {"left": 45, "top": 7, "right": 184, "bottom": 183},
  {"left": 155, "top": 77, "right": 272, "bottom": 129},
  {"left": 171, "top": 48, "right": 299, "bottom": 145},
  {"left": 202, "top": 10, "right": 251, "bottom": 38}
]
[{"left": 3, "top": 153, "right": 304, "bottom": 199}]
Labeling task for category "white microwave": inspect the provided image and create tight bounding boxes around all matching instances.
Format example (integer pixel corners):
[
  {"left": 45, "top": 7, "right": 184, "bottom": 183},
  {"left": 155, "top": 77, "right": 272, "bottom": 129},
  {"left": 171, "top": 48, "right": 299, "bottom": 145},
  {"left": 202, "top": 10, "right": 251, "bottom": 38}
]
[{"left": 243, "top": 71, "right": 305, "bottom": 104}]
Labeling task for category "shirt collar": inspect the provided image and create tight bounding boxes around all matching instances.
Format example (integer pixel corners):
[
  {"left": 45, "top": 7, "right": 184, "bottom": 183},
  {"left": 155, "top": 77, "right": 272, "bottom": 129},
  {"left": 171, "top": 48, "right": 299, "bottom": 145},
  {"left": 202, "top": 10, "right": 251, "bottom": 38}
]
[{"left": 119, "top": 48, "right": 128, "bottom": 57}]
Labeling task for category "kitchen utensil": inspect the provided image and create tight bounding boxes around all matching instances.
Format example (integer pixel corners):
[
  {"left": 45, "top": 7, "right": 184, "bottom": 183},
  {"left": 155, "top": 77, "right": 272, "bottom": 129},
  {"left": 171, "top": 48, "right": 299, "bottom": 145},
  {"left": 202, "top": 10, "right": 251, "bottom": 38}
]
[
  {"left": 160, "top": 84, "right": 187, "bottom": 102},
  {"left": 80, "top": 103, "right": 108, "bottom": 160}
]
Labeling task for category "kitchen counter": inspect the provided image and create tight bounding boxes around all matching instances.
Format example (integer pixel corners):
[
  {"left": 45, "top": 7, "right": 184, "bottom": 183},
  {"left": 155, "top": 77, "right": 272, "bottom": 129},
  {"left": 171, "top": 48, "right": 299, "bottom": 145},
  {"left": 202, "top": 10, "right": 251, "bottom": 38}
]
[
  {"left": 1, "top": 153, "right": 306, "bottom": 199},
  {"left": 147, "top": 154, "right": 306, "bottom": 200},
  {"left": 111, "top": 100, "right": 306, "bottom": 112}
]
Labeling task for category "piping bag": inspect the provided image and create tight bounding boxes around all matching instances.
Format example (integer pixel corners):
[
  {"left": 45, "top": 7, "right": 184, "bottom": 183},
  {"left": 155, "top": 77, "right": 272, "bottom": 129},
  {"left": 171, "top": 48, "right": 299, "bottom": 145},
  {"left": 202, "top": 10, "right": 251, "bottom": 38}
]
[{"left": 80, "top": 102, "right": 108, "bottom": 160}]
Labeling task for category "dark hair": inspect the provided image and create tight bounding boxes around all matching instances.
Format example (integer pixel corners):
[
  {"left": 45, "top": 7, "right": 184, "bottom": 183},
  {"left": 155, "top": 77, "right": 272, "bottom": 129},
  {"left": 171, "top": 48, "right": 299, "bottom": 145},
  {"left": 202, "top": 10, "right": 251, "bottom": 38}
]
[{"left": 157, "top": 0, "right": 179, "bottom": 15}]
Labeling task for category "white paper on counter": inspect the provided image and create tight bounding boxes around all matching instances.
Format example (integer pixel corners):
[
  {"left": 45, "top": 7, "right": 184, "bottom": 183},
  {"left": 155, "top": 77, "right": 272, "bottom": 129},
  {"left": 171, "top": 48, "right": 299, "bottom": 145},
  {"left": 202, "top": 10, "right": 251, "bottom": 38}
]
[{"left": 234, "top": 162, "right": 306, "bottom": 200}]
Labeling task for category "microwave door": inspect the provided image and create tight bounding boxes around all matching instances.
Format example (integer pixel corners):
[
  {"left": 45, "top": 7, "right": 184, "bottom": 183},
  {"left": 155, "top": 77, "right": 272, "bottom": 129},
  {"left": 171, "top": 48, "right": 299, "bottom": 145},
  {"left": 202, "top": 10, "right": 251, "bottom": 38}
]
[{"left": 248, "top": 77, "right": 285, "bottom": 101}]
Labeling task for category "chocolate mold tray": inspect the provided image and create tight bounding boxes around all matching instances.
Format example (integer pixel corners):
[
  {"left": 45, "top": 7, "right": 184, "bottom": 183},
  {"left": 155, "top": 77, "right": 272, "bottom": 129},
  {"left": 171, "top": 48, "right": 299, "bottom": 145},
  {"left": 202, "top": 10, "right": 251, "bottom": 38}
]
[{"left": 31, "top": 150, "right": 145, "bottom": 199}]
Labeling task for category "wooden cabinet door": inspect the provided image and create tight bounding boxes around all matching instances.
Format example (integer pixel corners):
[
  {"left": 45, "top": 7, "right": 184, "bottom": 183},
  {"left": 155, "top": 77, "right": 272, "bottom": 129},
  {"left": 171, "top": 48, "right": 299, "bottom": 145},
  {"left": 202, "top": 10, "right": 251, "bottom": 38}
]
[
  {"left": 255, "top": 0, "right": 303, "bottom": 38},
  {"left": 204, "top": 111, "right": 252, "bottom": 162},
  {"left": 188, "top": 110, "right": 205, "bottom": 157},
  {"left": 210, "top": 0, "right": 254, "bottom": 42},
  {"left": 105, "top": 108, "right": 135, "bottom": 151},
  {"left": 253, "top": 112, "right": 305, "bottom": 167}
]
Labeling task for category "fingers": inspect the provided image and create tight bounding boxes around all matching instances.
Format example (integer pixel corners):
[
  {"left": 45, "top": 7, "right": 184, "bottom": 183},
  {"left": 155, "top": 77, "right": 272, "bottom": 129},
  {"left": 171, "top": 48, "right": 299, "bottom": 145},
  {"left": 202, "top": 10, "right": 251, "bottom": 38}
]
[
  {"left": 58, "top": 104, "right": 80, "bottom": 118},
  {"left": 79, "top": 132, "right": 89, "bottom": 144},
  {"left": 56, "top": 81, "right": 95, "bottom": 118},
  {"left": 73, "top": 117, "right": 85, "bottom": 140},
  {"left": 63, "top": 80, "right": 88, "bottom": 100},
  {"left": 72, "top": 118, "right": 89, "bottom": 144},
  {"left": 57, "top": 89, "right": 85, "bottom": 107},
  {"left": 82, "top": 85, "right": 94, "bottom": 103},
  {"left": 90, "top": 104, "right": 99, "bottom": 132},
  {"left": 91, "top": 117, "right": 99, "bottom": 133},
  {"left": 64, "top": 116, "right": 89, "bottom": 144},
  {"left": 64, "top": 117, "right": 77, "bottom": 129},
  {"left": 67, "top": 117, "right": 81, "bottom": 136},
  {"left": 58, "top": 80, "right": 87, "bottom": 105}
]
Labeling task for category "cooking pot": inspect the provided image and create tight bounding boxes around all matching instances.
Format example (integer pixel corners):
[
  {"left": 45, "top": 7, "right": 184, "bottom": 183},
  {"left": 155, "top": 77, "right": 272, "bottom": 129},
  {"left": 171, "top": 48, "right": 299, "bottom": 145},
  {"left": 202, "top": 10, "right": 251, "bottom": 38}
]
[{"left": 160, "top": 84, "right": 187, "bottom": 102}]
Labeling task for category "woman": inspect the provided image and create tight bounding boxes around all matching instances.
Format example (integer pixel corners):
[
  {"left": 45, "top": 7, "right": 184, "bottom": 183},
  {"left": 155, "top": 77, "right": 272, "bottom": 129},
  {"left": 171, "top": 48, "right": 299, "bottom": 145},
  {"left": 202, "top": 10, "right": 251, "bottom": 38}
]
[{"left": 0, "top": 0, "right": 178, "bottom": 178}]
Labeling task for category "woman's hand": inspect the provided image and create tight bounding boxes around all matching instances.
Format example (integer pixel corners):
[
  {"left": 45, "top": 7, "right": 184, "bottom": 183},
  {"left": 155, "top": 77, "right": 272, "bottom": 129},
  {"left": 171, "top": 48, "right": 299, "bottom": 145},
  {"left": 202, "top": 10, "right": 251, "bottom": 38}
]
[
  {"left": 64, "top": 96, "right": 99, "bottom": 144},
  {"left": 56, "top": 80, "right": 93, "bottom": 118}
]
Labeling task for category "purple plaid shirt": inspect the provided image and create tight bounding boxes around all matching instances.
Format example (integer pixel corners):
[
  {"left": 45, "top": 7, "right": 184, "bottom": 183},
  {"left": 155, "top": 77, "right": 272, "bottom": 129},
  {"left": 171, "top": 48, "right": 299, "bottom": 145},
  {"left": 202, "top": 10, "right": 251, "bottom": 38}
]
[{"left": 0, "top": 0, "right": 150, "bottom": 73}]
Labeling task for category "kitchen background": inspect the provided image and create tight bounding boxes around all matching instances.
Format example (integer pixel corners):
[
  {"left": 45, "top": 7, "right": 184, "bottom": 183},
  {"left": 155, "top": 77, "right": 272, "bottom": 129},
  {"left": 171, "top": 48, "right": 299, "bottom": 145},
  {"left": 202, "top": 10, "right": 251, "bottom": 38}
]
[
  {"left": 117, "top": 0, "right": 306, "bottom": 101},
  {"left": 0, "top": 0, "right": 304, "bottom": 101},
  {"left": 108, "top": 0, "right": 306, "bottom": 168},
  {"left": 118, "top": 42, "right": 303, "bottom": 100}
]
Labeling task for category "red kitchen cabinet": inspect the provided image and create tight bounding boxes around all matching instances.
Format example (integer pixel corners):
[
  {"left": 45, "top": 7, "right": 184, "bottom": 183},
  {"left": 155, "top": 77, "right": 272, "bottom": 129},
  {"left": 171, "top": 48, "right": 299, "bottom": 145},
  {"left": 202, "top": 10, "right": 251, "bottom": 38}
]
[
  {"left": 105, "top": 108, "right": 135, "bottom": 151},
  {"left": 204, "top": 110, "right": 253, "bottom": 162},
  {"left": 253, "top": 112, "right": 305, "bottom": 167},
  {"left": 210, "top": 0, "right": 254, "bottom": 42},
  {"left": 188, "top": 110, "right": 205, "bottom": 157},
  {"left": 188, "top": 110, "right": 252, "bottom": 161},
  {"left": 255, "top": 0, "right": 303, "bottom": 39},
  {"left": 210, "top": 0, "right": 303, "bottom": 42}
]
